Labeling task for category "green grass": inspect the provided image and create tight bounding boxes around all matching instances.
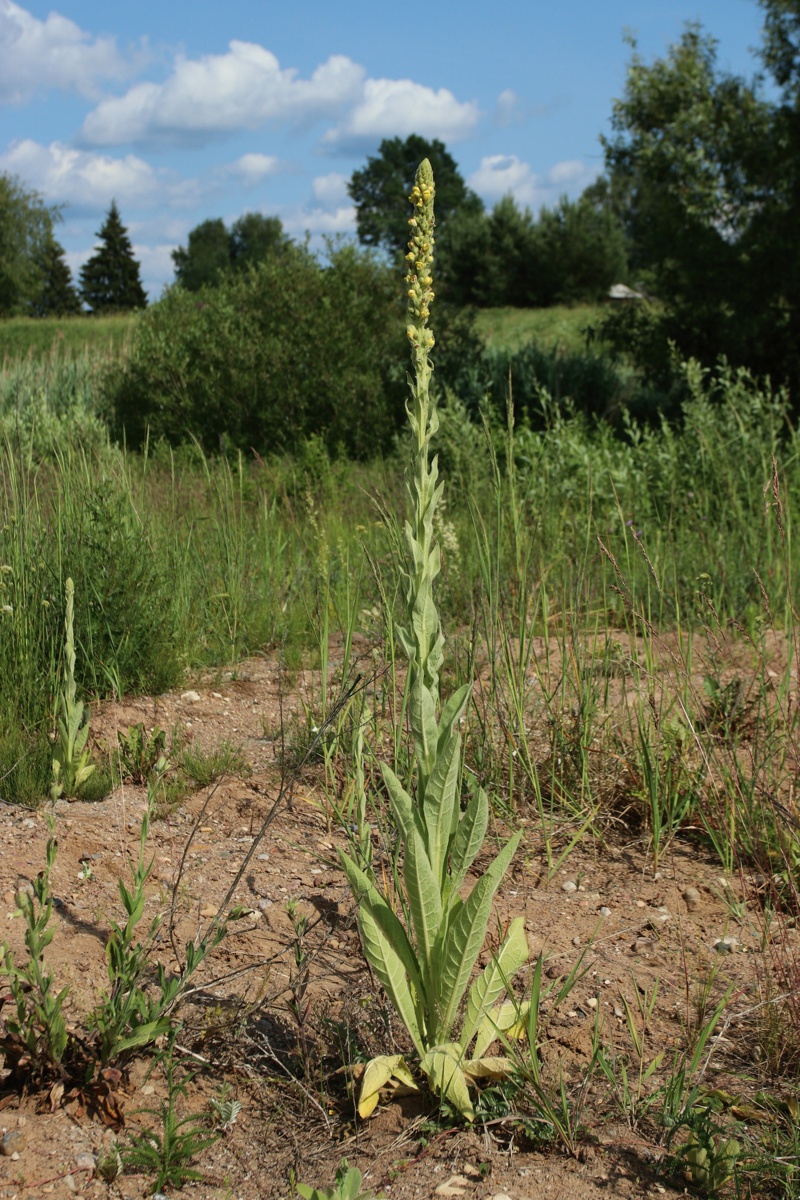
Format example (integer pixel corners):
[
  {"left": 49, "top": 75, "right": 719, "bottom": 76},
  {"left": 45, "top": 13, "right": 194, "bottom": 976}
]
[
  {"left": 473, "top": 304, "right": 603, "bottom": 352},
  {"left": 0, "top": 314, "right": 136, "bottom": 364}
]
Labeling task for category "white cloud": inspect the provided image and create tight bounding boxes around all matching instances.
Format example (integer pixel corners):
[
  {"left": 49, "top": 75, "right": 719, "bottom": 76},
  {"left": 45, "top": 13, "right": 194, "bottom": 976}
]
[
  {"left": 494, "top": 89, "right": 521, "bottom": 128},
  {"left": 81, "top": 42, "right": 365, "bottom": 146},
  {"left": 322, "top": 78, "right": 479, "bottom": 149},
  {"left": 0, "top": 139, "right": 200, "bottom": 213},
  {"left": 283, "top": 205, "right": 356, "bottom": 237},
  {"left": 311, "top": 171, "right": 349, "bottom": 208},
  {"left": 468, "top": 154, "right": 598, "bottom": 209},
  {"left": 547, "top": 159, "right": 591, "bottom": 187},
  {"left": 79, "top": 37, "right": 479, "bottom": 152},
  {"left": 220, "top": 153, "right": 282, "bottom": 187},
  {"left": 0, "top": 0, "right": 139, "bottom": 104}
]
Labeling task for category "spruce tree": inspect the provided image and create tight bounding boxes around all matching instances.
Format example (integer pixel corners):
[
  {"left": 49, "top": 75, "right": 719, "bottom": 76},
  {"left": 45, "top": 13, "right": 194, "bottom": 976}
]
[
  {"left": 80, "top": 201, "right": 147, "bottom": 312},
  {"left": 34, "top": 235, "right": 81, "bottom": 316}
]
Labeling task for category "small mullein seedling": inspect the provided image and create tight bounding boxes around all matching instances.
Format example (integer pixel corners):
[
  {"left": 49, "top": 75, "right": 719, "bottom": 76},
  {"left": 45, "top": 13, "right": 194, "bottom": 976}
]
[
  {"left": 0, "top": 813, "right": 69, "bottom": 1078},
  {"left": 117, "top": 722, "right": 167, "bottom": 785},
  {"left": 339, "top": 161, "right": 527, "bottom": 1121},
  {"left": 297, "top": 1160, "right": 385, "bottom": 1200},
  {"left": 51, "top": 577, "right": 95, "bottom": 802},
  {"left": 683, "top": 1122, "right": 741, "bottom": 1196}
]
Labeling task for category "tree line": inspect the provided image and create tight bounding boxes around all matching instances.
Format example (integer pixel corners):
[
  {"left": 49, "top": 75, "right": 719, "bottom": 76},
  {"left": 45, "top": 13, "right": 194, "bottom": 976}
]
[
  {"left": 2, "top": 0, "right": 799, "bottom": 399},
  {"left": 0, "top": 187, "right": 145, "bottom": 316}
]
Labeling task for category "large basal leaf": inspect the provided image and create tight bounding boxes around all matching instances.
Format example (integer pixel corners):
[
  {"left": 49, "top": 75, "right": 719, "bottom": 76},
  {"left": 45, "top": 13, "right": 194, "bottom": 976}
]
[
  {"left": 420, "top": 1043, "right": 474, "bottom": 1121},
  {"left": 460, "top": 916, "right": 528, "bottom": 1052},
  {"left": 339, "top": 851, "right": 427, "bottom": 1052},
  {"left": 404, "top": 825, "right": 443, "bottom": 974},
  {"left": 463, "top": 1056, "right": 516, "bottom": 1081},
  {"left": 357, "top": 1054, "right": 417, "bottom": 1119},
  {"left": 472, "top": 997, "right": 531, "bottom": 1061},
  {"left": 357, "top": 902, "right": 425, "bottom": 1057},
  {"left": 432, "top": 832, "right": 522, "bottom": 1045},
  {"left": 421, "top": 729, "right": 461, "bottom": 884}
]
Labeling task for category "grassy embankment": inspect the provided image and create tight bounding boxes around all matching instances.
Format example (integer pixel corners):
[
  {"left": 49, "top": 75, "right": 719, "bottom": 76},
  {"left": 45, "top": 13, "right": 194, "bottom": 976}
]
[{"left": 0, "top": 313, "right": 136, "bottom": 362}]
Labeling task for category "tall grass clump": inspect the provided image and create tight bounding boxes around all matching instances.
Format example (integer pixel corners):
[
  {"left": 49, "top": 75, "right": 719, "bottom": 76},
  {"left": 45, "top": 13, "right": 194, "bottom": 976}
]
[{"left": 0, "top": 350, "right": 109, "bottom": 463}]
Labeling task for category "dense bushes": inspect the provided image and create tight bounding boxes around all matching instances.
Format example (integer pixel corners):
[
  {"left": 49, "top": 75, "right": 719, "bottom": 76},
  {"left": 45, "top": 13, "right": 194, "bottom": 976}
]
[{"left": 106, "top": 242, "right": 406, "bottom": 459}]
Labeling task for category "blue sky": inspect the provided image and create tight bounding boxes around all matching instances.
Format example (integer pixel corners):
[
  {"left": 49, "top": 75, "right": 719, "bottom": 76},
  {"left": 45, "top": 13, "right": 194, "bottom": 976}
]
[{"left": 0, "top": 0, "right": 769, "bottom": 297}]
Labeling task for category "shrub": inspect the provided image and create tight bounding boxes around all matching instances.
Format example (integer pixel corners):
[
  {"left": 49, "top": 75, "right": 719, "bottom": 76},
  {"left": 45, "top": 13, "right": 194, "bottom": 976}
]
[{"left": 106, "top": 242, "right": 406, "bottom": 459}]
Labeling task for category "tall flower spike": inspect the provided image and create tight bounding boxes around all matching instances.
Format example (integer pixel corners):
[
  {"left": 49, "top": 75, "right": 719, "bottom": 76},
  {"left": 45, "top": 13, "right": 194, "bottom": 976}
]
[{"left": 397, "top": 159, "right": 445, "bottom": 795}]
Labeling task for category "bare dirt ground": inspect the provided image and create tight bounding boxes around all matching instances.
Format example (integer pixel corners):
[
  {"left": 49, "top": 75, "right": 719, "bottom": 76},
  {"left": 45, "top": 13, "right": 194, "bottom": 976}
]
[{"left": 0, "top": 648, "right": 796, "bottom": 1200}]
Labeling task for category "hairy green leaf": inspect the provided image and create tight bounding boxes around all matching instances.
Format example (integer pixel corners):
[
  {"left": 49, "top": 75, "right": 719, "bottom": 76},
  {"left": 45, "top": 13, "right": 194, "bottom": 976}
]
[
  {"left": 404, "top": 825, "right": 443, "bottom": 973},
  {"left": 461, "top": 916, "right": 528, "bottom": 1052},
  {"left": 422, "top": 729, "right": 461, "bottom": 883},
  {"left": 433, "top": 832, "right": 521, "bottom": 1044}
]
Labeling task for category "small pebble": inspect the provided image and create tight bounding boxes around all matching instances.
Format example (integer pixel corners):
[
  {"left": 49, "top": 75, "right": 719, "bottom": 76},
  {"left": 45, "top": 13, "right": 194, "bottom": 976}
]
[
  {"left": 1, "top": 1129, "right": 25, "bottom": 1156},
  {"left": 257, "top": 853, "right": 270, "bottom": 861},
  {"left": 599, "top": 906, "right": 611, "bottom": 917},
  {"left": 180, "top": 690, "right": 201, "bottom": 703},
  {"left": 635, "top": 899, "right": 646, "bottom": 908},
  {"left": 587, "top": 997, "right": 598, "bottom": 1009},
  {"left": 75, "top": 1152, "right": 97, "bottom": 1172},
  {"left": 562, "top": 880, "right": 577, "bottom": 894},
  {"left": 614, "top": 1005, "right": 624, "bottom": 1018},
  {"left": 572, "top": 935, "right": 581, "bottom": 946},
  {"left": 258, "top": 898, "right": 273, "bottom": 913},
  {"left": 64, "top": 1174, "right": 76, "bottom": 1192},
  {"left": 713, "top": 936, "right": 739, "bottom": 953},
  {"left": 683, "top": 886, "right": 702, "bottom": 912}
]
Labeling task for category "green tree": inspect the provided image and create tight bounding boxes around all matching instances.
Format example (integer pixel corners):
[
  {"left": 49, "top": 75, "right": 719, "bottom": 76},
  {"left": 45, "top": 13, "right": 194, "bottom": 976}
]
[
  {"left": 528, "top": 192, "right": 628, "bottom": 306},
  {"left": 171, "top": 218, "right": 229, "bottom": 292},
  {"left": 754, "top": 0, "right": 800, "bottom": 388},
  {"left": 0, "top": 173, "right": 58, "bottom": 316},
  {"left": 228, "top": 212, "right": 287, "bottom": 270},
  {"left": 349, "top": 135, "right": 483, "bottom": 260},
  {"left": 110, "top": 243, "right": 405, "bottom": 459},
  {"left": 34, "top": 234, "right": 81, "bottom": 316},
  {"left": 600, "top": 24, "right": 782, "bottom": 386},
  {"left": 172, "top": 212, "right": 287, "bottom": 290},
  {"left": 80, "top": 201, "right": 147, "bottom": 313}
]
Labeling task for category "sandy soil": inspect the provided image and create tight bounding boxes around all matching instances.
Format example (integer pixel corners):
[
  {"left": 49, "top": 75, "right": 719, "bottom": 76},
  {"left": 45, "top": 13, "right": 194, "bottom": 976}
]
[{"left": 0, "top": 651, "right": 795, "bottom": 1200}]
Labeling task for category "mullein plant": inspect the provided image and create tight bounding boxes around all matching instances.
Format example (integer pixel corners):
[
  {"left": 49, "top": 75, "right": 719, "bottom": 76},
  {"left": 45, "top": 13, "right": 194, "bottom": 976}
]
[
  {"left": 51, "top": 577, "right": 95, "bottom": 802},
  {"left": 339, "top": 161, "right": 528, "bottom": 1121}
]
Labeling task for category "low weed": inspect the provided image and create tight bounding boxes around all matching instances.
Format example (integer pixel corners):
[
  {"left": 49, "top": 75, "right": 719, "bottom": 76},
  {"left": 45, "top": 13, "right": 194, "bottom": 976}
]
[
  {"left": 122, "top": 1041, "right": 220, "bottom": 1195},
  {"left": 0, "top": 811, "right": 68, "bottom": 1079},
  {"left": 178, "top": 738, "right": 250, "bottom": 787},
  {"left": 296, "top": 1160, "right": 386, "bottom": 1200}
]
